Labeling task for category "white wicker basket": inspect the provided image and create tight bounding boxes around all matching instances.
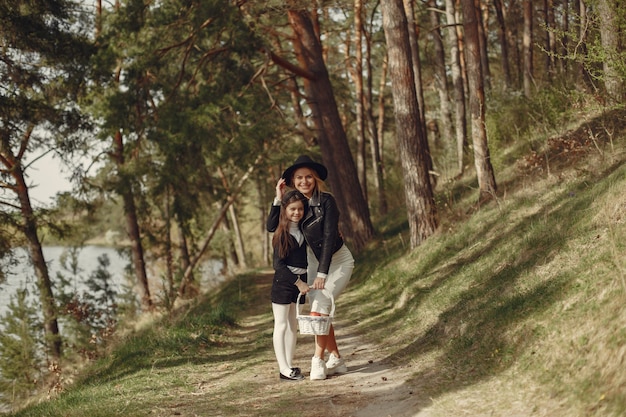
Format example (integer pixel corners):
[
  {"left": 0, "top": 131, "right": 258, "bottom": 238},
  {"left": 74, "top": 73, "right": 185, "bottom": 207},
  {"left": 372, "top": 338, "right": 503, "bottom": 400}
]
[{"left": 296, "top": 290, "right": 335, "bottom": 335}]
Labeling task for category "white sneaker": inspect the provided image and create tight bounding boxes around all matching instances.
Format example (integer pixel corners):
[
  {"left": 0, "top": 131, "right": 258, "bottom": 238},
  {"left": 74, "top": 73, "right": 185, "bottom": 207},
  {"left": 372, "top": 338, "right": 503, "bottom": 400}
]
[
  {"left": 326, "top": 353, "right": 347, "bottom": 375},
  {"left": 310, "top": 356, "right": 327, "bottom": 380}
]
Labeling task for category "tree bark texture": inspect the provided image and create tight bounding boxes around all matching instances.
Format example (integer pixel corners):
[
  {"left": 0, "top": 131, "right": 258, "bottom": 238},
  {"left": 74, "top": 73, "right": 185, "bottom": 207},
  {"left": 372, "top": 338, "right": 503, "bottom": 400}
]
[
  {"left": 381, "top": 0, "right": 438, "bottom": 248},
  {"left": 403, "top": 0, "right": 426, "bottom": 132},
  {"left": 576, "top": 0, "right": 594, "bottom": 89},
  {"left": 353, "top": 0, "right": 367, "bottom": 201},
  {"left": 218, "top": 167, "right": 247, "bottom": 270},
  {"left": 176, "top": 218, "right": 196, "bottom": 297},
  {"left": 475, "top": 0, "right": 491, "bottom": 90},
  {"left": 113, "top": 130, "right": 153, "bottom": 311},
  {"left": 363, "top": 19, "right": 387, "bottom": 215},
  {"left": 461, "top": 0, "right": 497, "bottom": 202},
  {"left": 493, "top": 0, "right": 512, "bottom": 88},
  {"left": 17, "top": 170, "right": 62, "bottom": 359},
  {"left": 428, "top": 0, "right": 456, "bottom": 175},
  {"left": 370, "top": 56, "right": 389, "bottom": 214},
  {"left": 164, "top": 187, "right": 174, "bottom": 296},
  {"left": 559, "top": 0, "right": 570, "bottom": 74},
  {"left": 544, "top": 0, "right": 557, "bottom": 77},
  {"left": 523, "top": 0, "right": 533, "bottom": 97},
  {"left": 287, "top": 8, "right": 374, "bottom": 252},
  {"left": 597, "top": 0, "right": 625, "bottom": 104},
  {"left": 1, "top": 127, "right": 63, "bottom": 358},
  {"left": 445, "top": 0, "right": 468, "bottom": 176}
]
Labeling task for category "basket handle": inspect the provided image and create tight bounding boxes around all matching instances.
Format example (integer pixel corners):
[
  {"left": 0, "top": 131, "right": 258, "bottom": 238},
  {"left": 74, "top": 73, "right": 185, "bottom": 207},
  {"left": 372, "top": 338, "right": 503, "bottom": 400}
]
[{"left": 296, "top": 289, "right": 335, "bottom": 318}]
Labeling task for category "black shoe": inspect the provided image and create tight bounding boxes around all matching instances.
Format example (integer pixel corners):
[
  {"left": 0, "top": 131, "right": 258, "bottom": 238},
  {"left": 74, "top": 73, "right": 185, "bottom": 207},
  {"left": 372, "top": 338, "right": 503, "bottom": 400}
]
[
  {"left": 291, "top": 367, "right": 301, "bottom": 376},
  {"left": 280, "top": 369, "right": 305, "bottom": 381}
]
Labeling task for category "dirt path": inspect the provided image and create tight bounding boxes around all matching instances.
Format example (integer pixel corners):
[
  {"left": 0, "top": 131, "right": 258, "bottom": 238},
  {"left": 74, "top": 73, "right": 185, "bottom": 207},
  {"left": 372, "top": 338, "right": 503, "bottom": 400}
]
[
  {"left": 207, "top": 273, "right": 424, "bottom": 417},
  {"left": 289, "top": 331, "right": 420, "bottom": 417}
]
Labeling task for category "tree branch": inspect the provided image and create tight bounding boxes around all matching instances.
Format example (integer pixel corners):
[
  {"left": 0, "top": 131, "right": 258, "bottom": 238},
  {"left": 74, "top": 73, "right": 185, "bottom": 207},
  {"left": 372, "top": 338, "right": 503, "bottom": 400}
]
[
  {"left": 177, "top": 154, "right": 263, "bottom": 297},
  {"left": 263, "top": 47, "right": 316, "bottom": 80}
]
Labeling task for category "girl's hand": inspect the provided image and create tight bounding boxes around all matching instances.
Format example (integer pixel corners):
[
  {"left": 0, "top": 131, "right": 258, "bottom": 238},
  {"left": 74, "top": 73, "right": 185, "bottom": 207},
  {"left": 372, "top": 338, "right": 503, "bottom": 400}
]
[
  {"left": 295, "top": 279, "right": 310, "bottom": 294},
  {"left": 275, "top": 178, "right": 286, "bottom": 200}
]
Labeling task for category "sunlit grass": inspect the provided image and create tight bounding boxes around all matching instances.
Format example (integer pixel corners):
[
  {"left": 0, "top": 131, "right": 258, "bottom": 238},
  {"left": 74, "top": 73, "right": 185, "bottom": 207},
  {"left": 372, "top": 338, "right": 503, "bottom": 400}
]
[
  {"left": 340, "top": 139, "right": 626, "bottom": 416},
  {"left": 9, "top": 110, "right": 626, "bottom": 417}
]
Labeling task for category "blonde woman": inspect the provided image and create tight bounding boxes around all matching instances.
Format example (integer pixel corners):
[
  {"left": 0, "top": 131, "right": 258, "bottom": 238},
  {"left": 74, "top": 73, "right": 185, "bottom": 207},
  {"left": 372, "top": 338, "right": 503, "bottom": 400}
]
[{"left": 269, "top": 155, "right": 355, "bottom": 380}]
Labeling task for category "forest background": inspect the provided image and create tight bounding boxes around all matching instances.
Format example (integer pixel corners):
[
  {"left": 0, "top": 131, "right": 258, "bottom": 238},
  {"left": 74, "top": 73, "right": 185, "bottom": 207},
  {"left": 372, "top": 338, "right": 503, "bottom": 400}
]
[{"left": 0, "top": 0, "right": 625, "bottom": 414}]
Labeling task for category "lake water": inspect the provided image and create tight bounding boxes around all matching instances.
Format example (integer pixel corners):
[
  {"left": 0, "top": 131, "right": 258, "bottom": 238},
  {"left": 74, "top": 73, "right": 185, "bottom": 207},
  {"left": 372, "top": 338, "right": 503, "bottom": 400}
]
[{"left": 0, "top": 246, "right": 225, "bottom": 321}]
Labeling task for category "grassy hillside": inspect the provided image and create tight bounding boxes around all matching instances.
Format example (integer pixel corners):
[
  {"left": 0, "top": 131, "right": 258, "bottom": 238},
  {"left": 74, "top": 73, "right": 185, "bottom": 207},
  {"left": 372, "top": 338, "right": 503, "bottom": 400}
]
[
  {"left": 344, "top": 107, "right": 626, "bottom": 415},
  {"left": 7, "top": 108, "right": 626, "bottom": 416}
]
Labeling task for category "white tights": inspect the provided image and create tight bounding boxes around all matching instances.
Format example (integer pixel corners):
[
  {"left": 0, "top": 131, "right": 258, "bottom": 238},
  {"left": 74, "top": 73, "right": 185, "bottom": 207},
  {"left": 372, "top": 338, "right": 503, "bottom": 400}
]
[{"left": 272, "top": 302, "right": 298, "bottom": 375}]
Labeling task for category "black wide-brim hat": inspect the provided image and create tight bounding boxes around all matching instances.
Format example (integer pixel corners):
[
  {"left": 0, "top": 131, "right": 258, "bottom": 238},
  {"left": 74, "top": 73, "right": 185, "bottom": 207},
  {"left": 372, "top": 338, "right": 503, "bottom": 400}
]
[{"left": 281, "top": 155, "right": 328, "bottom": 186}]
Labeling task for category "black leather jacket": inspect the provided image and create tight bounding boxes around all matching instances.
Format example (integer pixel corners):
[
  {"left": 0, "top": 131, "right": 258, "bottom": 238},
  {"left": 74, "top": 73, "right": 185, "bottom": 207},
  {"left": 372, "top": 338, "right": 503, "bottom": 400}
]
[{"left": 267, "top": 190, "right": 344, "bottom": 276}]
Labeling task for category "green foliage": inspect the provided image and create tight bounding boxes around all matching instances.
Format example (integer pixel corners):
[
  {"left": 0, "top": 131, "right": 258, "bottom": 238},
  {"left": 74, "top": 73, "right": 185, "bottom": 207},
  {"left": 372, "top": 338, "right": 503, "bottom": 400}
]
[
  {"left": 54, "top": 248, "right": 120, "bottom": 359},
  {"left": 81, "top": 0, "right": 292, "bottom": 279},
  {"left": 340, "top": 119, "right": 626, "bottom": 415},
  {"left": 485, "top": 85, "right": 584, "bottom": 172},
  {"left": 0, "top": 288, "right": 45, "bottom": 407},
  {"left": 487, "top": 86, "right": 570, "bottom": 146},
  {"left": 6, "top": 119, "right": 626, "bottom": 415},
  {"left": 0, "top": 0, "right": 95, "bottom": 188},
  {"left": 72, "top": 292, "right": 239, "bottom": 388},
  {"left": 569, "top": 0, "right": 626, "bottom": 84}
]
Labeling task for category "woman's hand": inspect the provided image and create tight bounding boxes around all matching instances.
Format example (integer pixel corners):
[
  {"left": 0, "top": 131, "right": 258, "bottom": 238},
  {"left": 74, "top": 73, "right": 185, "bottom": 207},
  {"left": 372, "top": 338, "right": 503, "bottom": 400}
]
[
  {"left": 312, "top": 276, "right": 326, "bottom": 290},
  {"left": 275, "top": 178, "right": 286, "bottom": 200}
]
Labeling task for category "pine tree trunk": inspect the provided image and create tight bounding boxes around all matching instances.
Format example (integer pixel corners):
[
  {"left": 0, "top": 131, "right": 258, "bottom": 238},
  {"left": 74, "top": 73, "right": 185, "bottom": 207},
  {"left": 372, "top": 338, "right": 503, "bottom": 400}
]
[
  {"left": 576, "top": 0, "right": 594, "bottom": 89},
  {"left": 228, "top": 204, "right": 247, "bottom": 270},
  {"left": 15, "top": 170, "right": 62, "bottom": 359},
  {"left": 597, "top": 0, "right": 625, "bottom": 104},
  {"left": 220, "top": 214, "right": 238, "bottom": 275},
  {"left": 476, "top": 0, "right": 491, "bottom": 90},
  {"left": 344, "top": 0, "right": 368, "bottom": 201},
  {"left": 428, "top": 0, "right": 456, "bottom": 176},
  {"left": 176, "top": 219, "right": 196, "bottom": 297},
  {"left": 218, "top": 167, "right": 247, "bottom": 270},
  {"left": 287, "top": 8, "right": 374, "bottom": 252},
  {"left": 559, "top": 0, "right": 570, "bottom": 74},
  {"left": 113, "top": 130, "right": 153, "bottom": 311},
  {"left": 381, "top": 0, "right": 438, "bottom": 248},
  {"left": 164, "top": 187, "right": 174, "bottom": 296},
  {"left": 404, "top": 0, "right": 435, "bottom": 185},
  {"left": 258, "top": 179, "right": 270, "bottom": 266},
  {"left": 461, "top": 0, "right": 497, "bottom": 202},
  {"left": 353, "top": 0, "right": 367, "bottom": 201},
  {"left": 364, "top": 23, "right": 388, "bottom": 215},
  {"left": 445, "top": 0, "right": 468, "bottom": 176},
  {"left": 403, "top": 0, "right": 427, "bottom": 132},
  {"left": 522, "top": 0, "right": 533, "bottom": 98},
  {"left": 493, "top": 0, "right": 512, "bottom": 87},
  {"left": 545, "top": 0, "right": 557, "bottom": 77}
]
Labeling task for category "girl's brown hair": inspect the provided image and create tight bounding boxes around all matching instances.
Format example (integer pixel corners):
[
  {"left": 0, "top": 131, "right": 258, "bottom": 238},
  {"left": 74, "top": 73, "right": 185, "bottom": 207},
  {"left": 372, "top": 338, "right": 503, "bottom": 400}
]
[{"left": 272, "top": 190, "right": 307, "bottom": 259}]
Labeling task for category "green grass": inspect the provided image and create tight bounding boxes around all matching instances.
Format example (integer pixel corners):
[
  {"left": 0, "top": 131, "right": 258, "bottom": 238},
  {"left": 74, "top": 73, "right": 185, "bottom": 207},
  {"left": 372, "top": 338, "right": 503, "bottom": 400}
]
[
  {"left": 337, "top": 119, "right": 626, "bottom": 415},
  {"left": 7, "top": 109, "right": 626, "bottom": 416}
]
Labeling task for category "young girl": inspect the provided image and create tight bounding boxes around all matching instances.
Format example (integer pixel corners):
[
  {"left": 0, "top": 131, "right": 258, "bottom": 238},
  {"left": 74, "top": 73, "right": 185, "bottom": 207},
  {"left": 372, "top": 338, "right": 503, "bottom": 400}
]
[
  {"left": 266, "top": 189, "right": 310, "bottom": 381},
  {"left": 269, "top": 155, "right": 355, "bottom": 380}
]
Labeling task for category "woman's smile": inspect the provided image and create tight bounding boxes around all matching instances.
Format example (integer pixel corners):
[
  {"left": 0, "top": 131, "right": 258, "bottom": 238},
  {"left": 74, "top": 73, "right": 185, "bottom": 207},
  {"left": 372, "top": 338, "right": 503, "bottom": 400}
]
[{"left": 293, "top": 167, "right": 316, "bottom": 197}]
